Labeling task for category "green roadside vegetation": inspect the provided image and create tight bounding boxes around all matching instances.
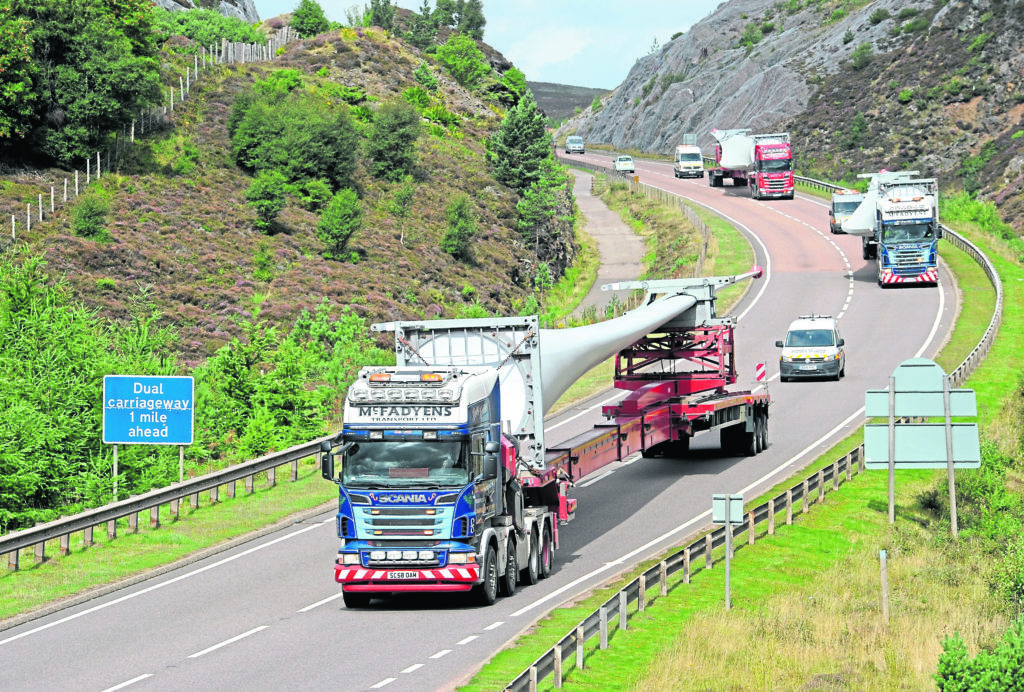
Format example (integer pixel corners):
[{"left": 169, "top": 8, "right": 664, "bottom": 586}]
[{"left": 461, "top": 201, "right": 1024, "bottom": 689}]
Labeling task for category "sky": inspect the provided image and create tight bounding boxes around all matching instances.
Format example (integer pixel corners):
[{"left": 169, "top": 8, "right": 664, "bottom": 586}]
[{"left": 251, "top": 1, "right": 724, "bottom": 89}]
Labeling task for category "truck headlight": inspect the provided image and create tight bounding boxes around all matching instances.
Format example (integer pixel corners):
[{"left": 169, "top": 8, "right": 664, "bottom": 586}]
[
  {"left": 341, "top": 553, "right": 361, "bottom": 565},
  {"left": 449, "top": 552, "right": 476, "bottom": 564},
  {"left": 418, "top": 550, "right": 434, "bottom": 561}
]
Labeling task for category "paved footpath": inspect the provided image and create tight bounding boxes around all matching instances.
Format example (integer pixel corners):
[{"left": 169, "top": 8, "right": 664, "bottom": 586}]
[{"left": 568, "top": 170, "right": 646, "bottom": 319}]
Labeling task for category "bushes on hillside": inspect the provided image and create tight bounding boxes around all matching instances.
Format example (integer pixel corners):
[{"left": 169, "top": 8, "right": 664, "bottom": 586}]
[
  {"left": 152, "top": 7, "right": 265, "bottom": 50},
  {"left": 441, "top": 194, "right": 477, "bottom": 260},
  {"left": 367, "top": 100, "right": 423, "bottom": 181},
  {"left": 318, "top": 189, "right": 363, "bottom": 259},
  {"left": 489, "top": 91, "right": 552, "bottom": 193},
  {"left": 291, "top": 0, "right": 330, "bottom": 38},
  {"left": 435, "top": 34, "right": 490, "bottom": 89},
  {"left": 0, "top": 251, "right": 390, "bottom": 532}
]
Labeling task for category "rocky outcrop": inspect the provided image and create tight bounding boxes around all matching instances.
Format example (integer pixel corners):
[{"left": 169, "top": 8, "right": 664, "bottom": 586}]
[
  {"left": 153, "top": 0, "right": 260, "bottom": 23},
  {"left": 558, "top": 0, "right": 1024, "bottom": 233}
]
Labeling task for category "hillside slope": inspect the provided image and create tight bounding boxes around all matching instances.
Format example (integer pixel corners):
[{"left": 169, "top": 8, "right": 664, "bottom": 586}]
[
  {"left": 0, "top": 28, "right": 575, "bottom": 364},
  {"left": 559, "top": 0, "right": 1024, "bottom": 234}
]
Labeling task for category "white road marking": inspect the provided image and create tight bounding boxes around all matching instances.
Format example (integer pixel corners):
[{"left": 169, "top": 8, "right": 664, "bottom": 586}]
[
  {"left": 484, "top": 621, "right": 504, "bottom": 631},
  {"left": 0, "top": 522, "right": 329, "bottom": 647},
  {"left": 401, "top": 664, "right": 423, "bottom": 674},
  {"left": 370, "top": 678, "right": 395, "bottom": 688},
  {"left": 297, "top": 592, "right": 344, "bottom": 613},
  {"left": 429, "top": 649, "right": 452, "bottom": 659},
  {"left": 101, "top": 674, "right": 153, "bottom": 691},
  {"left": 577, "top": 470, "right": 615, "bottom": 488},
  {"left": 457, "top": 635, "right": 478, "bottom": 645},
  {"left": 187, "top": 625, "right": 268, "bottom": 659}
]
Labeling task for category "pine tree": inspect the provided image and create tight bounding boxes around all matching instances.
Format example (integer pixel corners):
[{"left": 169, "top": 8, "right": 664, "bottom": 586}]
[
  {"left": 489, "top": 91, "right": 552, "bottom": 194},
  {"left": 291, "top": 0, "right": 329, "bottom": 38},
  {"left": 458, "top": 0, "right": 485, "bottom": 39}
]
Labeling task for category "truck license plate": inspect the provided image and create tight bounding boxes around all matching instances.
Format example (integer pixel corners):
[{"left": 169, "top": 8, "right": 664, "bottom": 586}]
[{"left": 388, "top": 571, "right": 419, "bottom": 579}]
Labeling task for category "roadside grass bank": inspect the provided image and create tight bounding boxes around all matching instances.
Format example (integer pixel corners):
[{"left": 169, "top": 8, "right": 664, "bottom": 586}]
[
  {"left": 0, "top": 458, "right": 331, "bottom": 622},
  {"left": 460, "top": 217, "right": 1023, "bottom": 690}
]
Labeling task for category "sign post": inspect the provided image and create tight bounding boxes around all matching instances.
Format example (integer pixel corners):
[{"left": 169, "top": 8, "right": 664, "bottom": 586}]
[
  {"left": 865, "top": 359, "right": 979, "bottom": 536},
  {"left": 712, "top": 493, "right": 743, "bottom": 610},
  {"left": 103, "top": 376, "right": 195, "bottom": 499}
]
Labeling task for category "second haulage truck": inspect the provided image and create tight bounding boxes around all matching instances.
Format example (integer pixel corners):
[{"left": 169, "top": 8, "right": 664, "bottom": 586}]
[
  {"left": 320, "top": 269, "right": 772, "bottom": 607},
  {"left": 708, "top": 129, "right": 795, "bottom": 199}
]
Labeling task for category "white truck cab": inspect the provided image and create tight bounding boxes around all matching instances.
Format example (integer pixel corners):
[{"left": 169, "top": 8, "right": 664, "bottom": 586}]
[{"left": 775, "top": 314, "right": 846, "bottom": 381}]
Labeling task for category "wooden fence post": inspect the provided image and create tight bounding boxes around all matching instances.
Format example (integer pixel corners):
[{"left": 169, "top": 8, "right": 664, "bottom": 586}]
[
  {"left": 639, "top": 575, "right": 646, "bottom": 612},
  {"left": 818, "top": 470, "right": 825, "bottom": 503},
  {"left": 107, "top": 519, "right": 116, "bottom": 539},
  {"left": 833, "top": 461, "right": 839, "bottom": 491},
  {"left": 150, "top": 506, "right": 160, "bottom": 529},
  {"left": 683, "top": 548, "right": 690, "bottom": 584},
  {"left": 60, "top": 534, "right": 70, "bottom": 556},
  {"left": 129, "top": 512, "right": 138, "bottom": 533},
  {"left": 554, "top": 643, "right": 562, "bottom": 689},
  {"left": 576, "top": 625, "right": 585, "bottom": 671},
  {"left": 83, "top": 525, "right": 94, "bottom": 547},
  {"left": 803, "top": 479, "right": 810, "bottom": 513},
  {"left": 599, "top": 608, "right": 608, "bottom": 649},
  {"left": 660, "top": 560, "right": 668, "bottom": 595},
  {"left": 619, "top": 592, "right": 628, "bottom": 631},
  {"left": 748, "top": 510, "right": 755, "bottom": 545},
  {"left": 705, "top": 533, "right": 713, "bottom": 568},
  {"left": 768, "top": 498, "right": 775, "bottom": 535},
  {"left": 786, "top": 489, "right": 793, "bottom": 525}
]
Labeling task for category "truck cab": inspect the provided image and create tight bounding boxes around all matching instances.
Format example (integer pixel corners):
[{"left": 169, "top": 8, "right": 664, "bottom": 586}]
[
  {"left": 860, "top": 177, "right": 940, "bottom": 286},
  {"left": 749, "top": 135, "right": 794, "bottom": 200}
]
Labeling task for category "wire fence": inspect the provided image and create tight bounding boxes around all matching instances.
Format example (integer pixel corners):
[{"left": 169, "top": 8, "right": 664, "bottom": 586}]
[{"left": 5, "top": 26, "right": 296, "bottom": 242}]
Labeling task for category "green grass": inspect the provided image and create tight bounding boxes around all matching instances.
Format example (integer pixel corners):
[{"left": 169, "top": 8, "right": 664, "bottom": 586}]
[
  {"left": 459, "top": 217, "right": 1020, "bottom": 691},
  {"left": 0, "top": 458, "right": 334, "bottom": 621}
]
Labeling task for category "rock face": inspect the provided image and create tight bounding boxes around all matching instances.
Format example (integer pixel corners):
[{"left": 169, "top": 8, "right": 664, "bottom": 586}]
[
  {"left": 558, "top": 0, "right": 1024, "bottom": 234},
  {"left": 153, "top": 0, "right": 260, "bottom": 23}
]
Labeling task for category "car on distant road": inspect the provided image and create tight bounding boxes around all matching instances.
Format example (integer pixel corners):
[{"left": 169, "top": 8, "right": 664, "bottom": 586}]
[
  {"left": 613, "top": 155, "right": 635, "bottom": 173},
  {"left": 565, "top": 135, "right": 585, "bottom": 154},
  {"left": 775, "top": 314, "right": 846, "bottom": 382}
]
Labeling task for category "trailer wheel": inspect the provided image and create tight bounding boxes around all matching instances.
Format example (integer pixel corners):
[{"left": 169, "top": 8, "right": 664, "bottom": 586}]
[
  {"left": 758, "top": 411, "right": 769, "bottom": 452},
  {"left": 521, "top": 531, "right": 540, "bottom": 586},
  {"left": 499, "top": 537, "right": 517, "bottom": 597},
  {"left": 539, "top": 524, "right": 554, "bottom": 579},
  {"left": 474, "top": 543, "right": 498, "bottom": 606},
  {"left": 342, "top": 589, "right": 371, "bottom": 609}
]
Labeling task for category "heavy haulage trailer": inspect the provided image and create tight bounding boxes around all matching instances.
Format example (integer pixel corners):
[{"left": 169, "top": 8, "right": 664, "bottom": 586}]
[{"left": 319, "top": 268, "right": 771, "bottom": 607}]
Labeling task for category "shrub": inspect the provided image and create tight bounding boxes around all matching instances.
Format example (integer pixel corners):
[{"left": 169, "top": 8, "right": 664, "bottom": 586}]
[
  {"left": 245, "top": 170, "right": 288, "bottom": 233},
  {"left": 403, "top": 86, "right": 431, "bottom": 110},
  {"left": 291, "top": 0, "right": 329, "bottom": 38},
  {"left": 896, "top": 8, "right": 919, "bottom": 20},
  {"left": 739, "top": 22, "right": 762, "bottom": 47},
  {"left": 935, "top": 617, "right": 1024, "bottom": 690},
  {"left": 842, "top": 29, "right": 854, "bottom": 44},
  {"left": 413, "top": 61, "right": 439, "bottom": 91},
  {"left": 968, "top": 32, "right": 992, "bottom": 52},
  {"left": 851, "top": 42, "right": 873, "bottom": 70},
  {"left": 295, "top": 178, "right": 333, "bottom": 211},
  {"left": 435, "top": 34, "right": 490, "bottom": 89},
  {"left": 897, "top": 88, "right": 913, "bottom": 103},
  {"left": 72, "top": 194, "right": 109, "bottom": 239},
  {"left": 903, "top": 16, "right": 929, "bottom": 32},
  {"left": 869, "top": 8, "right": 890, "bottom": 25},
  {"left": 318, "top": 189, "right": 362, "bottom": 259},
  {"left": 366, "top": 100, "right": 423, "bottom": 181},
  {"left": 441, "top": 194, "right": 476, "bottom": 261},
  {"left": 95, "top": 277, "right": 116, "bottom": 291},
  {"left": 254, "top": 69, "right": 304, "bottom": 97},
  {"left": 591, "top": 94, "right": 603, "bottom": 112}
]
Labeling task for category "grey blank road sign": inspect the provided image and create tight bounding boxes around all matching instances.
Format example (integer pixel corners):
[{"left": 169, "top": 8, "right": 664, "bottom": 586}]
[
  {"left": 864, "top": 424, "right": 981, "bottom": 469},
  {"left": 712, "top": 494, "right": 744, "bottom": 525},
  {"left": 865, "top": 390, "right": 977, "bottom": 418}
]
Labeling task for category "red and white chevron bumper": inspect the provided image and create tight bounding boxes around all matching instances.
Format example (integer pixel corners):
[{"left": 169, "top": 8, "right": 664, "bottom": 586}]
[
  {"left": 335, "top": 565, "right": 480, "bottom": 592},
  {"left": 880, "top": 268, "right": 938, "bottom": 284}
]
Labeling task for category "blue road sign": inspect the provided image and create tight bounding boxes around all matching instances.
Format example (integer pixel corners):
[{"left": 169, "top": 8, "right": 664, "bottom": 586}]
[{"left": 103, "top": 375, "right": 194, "bottom": 445}]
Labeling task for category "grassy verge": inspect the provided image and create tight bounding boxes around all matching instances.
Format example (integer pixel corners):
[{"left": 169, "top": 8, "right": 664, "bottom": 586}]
[
  {"left": 460, "top": 220, "right": 1021, "bottom": 690},
  {"left": 0, "top": 458, "right": 332, "bottom": 622}
]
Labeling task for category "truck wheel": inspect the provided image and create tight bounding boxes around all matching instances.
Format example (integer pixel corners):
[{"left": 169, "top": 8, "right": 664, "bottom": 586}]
[
  {"left": 342, "top": 589, "right": 371, "bottom": 609},
  {"left": 474, "top": 543, "right": 498, "bottom": 606},
  {"left": 539, "top": 524, "right": 554, "bottom": 579},
  {"left": 521, "top": 531, "right": 540, "bottom": 586},
  {"left": 758, "top": 412, "right": 768, "bottom": 452},
  {"left": 499, "top": 538, "right": 517, "bottom": 597}
]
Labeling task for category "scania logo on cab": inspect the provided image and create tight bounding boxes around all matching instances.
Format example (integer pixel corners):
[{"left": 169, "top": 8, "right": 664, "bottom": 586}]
[{"left": 372, "top": 492, "right": 438, "bottom": 504}]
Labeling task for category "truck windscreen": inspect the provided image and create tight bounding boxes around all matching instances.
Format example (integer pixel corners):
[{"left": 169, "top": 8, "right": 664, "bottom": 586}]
[
  {"left": 881, "top": 223, "right": 934, "bottom": 244},
  {"left": 677, "top": 153, "right": 702, "bottom": 162},
  {"left": 759, "top": 158, "right": 792, "bottom": 172},
  {"left": 833, "top": 201, "right": 861, "bottom": 214},
  {"left": 343, "top": 440, "right": 469, "bottom": 488}
]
